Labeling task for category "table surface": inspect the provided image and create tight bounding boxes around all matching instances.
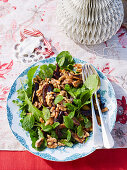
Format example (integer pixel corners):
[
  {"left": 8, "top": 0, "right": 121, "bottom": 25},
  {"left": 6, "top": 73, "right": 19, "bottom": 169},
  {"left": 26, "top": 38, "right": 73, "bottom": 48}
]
[
  {"left": 0, "top": 0, "right": 127, "bottom": 168},
  {"left": 0, "top": 0, "right": 127, "bottom": 151},
  {"left": 1, "top": 149, "right": 127, "bottom": 170}
]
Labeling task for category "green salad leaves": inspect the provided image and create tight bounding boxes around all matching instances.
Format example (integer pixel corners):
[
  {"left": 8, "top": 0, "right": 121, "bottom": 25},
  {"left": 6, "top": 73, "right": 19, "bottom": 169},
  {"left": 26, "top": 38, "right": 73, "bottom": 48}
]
[
  {"left": 54, "top": 95, "right": 64, "bottom": 105},
  {"left": 13, "top": 51, "right": 100, "bottom": 151},
  {"left": 39, "top": 64, "right": 56, "bottom": 79},
  {"left": 22, "top": 114, "right": 35, "bottom": 131},
  {"left": 84, "top": 74, "right": 99, "bottom": 94},
  {"left": 27, "top": 66, "right": 39, "bottom": 97},
  {"left": 56, "top": 51, "right": 75, "bottom": 70},
  {"left": 63, "top": 116, "right": 74, "bottom": 130}
]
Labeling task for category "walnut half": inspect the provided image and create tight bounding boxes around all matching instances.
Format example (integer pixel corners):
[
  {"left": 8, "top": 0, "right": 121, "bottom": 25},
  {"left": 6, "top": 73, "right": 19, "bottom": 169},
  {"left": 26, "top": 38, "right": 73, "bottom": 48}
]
[{"left": 47, "top": 135, "right": 58, "bottom": 148}]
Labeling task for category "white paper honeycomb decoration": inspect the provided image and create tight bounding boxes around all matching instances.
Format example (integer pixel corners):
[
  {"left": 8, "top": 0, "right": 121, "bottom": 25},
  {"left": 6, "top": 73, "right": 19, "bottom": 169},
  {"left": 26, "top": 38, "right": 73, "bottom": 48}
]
[{"left": 57, "top": 0, "right": 124, "bottom": 45}]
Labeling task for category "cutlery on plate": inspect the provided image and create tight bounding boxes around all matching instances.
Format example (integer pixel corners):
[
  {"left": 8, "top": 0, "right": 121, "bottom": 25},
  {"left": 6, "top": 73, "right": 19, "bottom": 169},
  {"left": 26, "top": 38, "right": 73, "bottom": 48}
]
[{"left": 82, "top": 64, "right": 114, "bottom": 149}]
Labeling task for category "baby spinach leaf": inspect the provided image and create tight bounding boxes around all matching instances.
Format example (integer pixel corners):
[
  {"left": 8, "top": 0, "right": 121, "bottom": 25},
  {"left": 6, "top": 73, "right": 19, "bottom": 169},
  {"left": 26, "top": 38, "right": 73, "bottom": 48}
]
[
  {"left": 64, "top": 103, "right": 76, "bottom": 112},
  {"left": 27, "top": 66, "right": 39, "bottom": 97},
  {"left": 60, "top": 139, "right": 73, "bottom": 147},
  {"left": 52, "top": 122, "right": 60, "bottom": 129},
  {"left": 29, "top": 128, "right": 38, "bottom": 149},
  {"left": 63, "top": 116, "right": 74, "bottom": 129},
  {"left": 58, "top": 56, "right": 66, "bottom": 67},
  {"left": 39, "top": 64, "right": 56, "bottom": 80},
  {"left": 22, "top": 114, "right": 35, "bottom": 131},
  {"left": 77, "top": 124, "right": 84, "bottom": 138},
  {"left": 56, "top": 51, "right": 75, "bottom": 70},
  {"left": 64, "top": 84, "right": 77, "bottom": 98},
  {"left": 67, "top": 130, "right": 71, "bottom": 141},
  {"left": 68, "top": 111, "right": 75, "bottom": 119},
  {"left": 29, "top": 127, "right": 46, "bottom": 151},
  {"left": 22, "top": 87, "right": 43, "bottom": 121},
  {"left": 84, "top": 75, "right": 98, "bottom": 94},
  {"left": 73, "top": 99, "right": 82, "bottom": 107},
  {"left": 54, "top": 95, "right": 64, "bottom": 105},
  {"left": 49, "top": 64, "right": 56, "bottom": 71},
  {"left": 53, "top": 88, "right": 60, "bottom": 93},
  {"left": 82, "top": 116, "right": 92, "bottom": 128},
  {"left": 38, "top": 127, "right": 44, "bottom": 139},
  {"left": 42, "top": 106, "right": 50, "bottom": 122},
  {"left": 38, "top": 123, "right": 53, "bottom": 132}
]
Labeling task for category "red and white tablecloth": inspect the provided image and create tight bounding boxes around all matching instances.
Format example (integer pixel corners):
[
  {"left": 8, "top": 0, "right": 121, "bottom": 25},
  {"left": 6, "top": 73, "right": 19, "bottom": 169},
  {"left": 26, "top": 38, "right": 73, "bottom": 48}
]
[{"left": 0, "top": 0, "right": 127, "bottom": 151}]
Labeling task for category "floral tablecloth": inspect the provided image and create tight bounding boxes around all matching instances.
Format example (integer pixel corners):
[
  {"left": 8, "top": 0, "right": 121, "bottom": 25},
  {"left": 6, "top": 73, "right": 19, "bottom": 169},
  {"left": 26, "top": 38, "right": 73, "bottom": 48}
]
[{"left": 0, "top": 0, "right": 127, "bottom": 150}]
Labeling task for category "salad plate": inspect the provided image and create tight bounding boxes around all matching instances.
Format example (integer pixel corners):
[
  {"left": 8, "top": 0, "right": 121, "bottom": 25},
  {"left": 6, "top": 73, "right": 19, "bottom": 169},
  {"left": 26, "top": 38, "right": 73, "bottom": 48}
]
[{"left": 7, "top": 54, "right": 117, "bottom": 162}]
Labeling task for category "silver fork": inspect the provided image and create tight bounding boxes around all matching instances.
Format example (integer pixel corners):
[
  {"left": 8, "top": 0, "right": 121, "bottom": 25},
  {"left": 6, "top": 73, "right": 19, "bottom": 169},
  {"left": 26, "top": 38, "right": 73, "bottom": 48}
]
[{"left": 82, "top": 64, "right": 114, "bottom": 149}]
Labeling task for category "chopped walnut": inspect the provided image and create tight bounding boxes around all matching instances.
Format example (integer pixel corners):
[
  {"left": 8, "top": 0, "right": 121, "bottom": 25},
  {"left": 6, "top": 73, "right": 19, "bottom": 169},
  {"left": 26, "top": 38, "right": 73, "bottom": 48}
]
[
  {"left": 36, "top": 81, "right": 46, "bottom": 97},
  {"left": 57, "top": 104, "right": 67, "bottom": 111},
  {"left": 35, "top": 138, "right": 44, "bottom": 148},
  {"left": 51, "top": 111, "right": 55, "bottom": 117},
  {"left": 60, "top": 84, "right": 65, "bottom": 89},
  {"left": 60, "top": 69, "right": 69, "bottom": 76},
  {"left": 74, "top": 64, "right": 82, "bottom": 72},
  {"left": 63, "top": 97, "right": 72, "bottom": 103},
  {"left": 45, "top": 92, "right": 54, "bottom": 107},
  {"left": 60, "top": 90, "right": 67, "bottom": 97},
  {"left": 84, "top": 131, "right": 90, "bottom": 138},
  {"left": 62, "top": 79, "right": 73, "bottom": 85},
  {"left": 72, "top": 80, "right": 82, "bottom": 88},
  {"left": 50, "top": 106, "right": 55, "bottom": 112},
  {"left": 50, "top": 78, "right": 60, "bottom": 88},
  {"left": 59, "top": 75, "right": 66, "bottom": 82},
  {"left": 40, "top": 117, "right": 44, "bottom": 123},
  {"left": 36, "top": 88, "right": 43, "bottom": 97},
  {"left": 47, "top": 135, "right": 58, "bottom": 148},
  {"left": 55, "top": 107, "right": 59, "bottom": 118},
  {"left": 34, "top": 101, "right": 42, "bottom": 109},
  {"left": 50, "top": 107, "right": 56, "bottom": 117},
  {"left": 45, "top": 117, "right": 54, "bottom": 126}
]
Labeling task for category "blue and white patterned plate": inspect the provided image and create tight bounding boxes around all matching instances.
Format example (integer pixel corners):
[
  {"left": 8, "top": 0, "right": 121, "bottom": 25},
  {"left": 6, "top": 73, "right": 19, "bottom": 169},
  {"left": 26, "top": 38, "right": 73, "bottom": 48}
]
[{"left": 7, "top": 57, "right": 117, "bottom": 162}]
